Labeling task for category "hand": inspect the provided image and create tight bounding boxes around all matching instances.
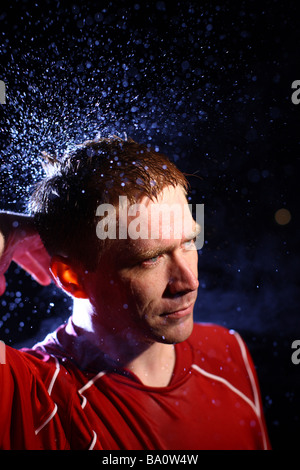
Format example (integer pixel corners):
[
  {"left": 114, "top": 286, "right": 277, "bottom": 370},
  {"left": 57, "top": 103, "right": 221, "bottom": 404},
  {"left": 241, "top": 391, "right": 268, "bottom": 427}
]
[{"left": 0, "top": 212, "right": 52, "bottom": 296}]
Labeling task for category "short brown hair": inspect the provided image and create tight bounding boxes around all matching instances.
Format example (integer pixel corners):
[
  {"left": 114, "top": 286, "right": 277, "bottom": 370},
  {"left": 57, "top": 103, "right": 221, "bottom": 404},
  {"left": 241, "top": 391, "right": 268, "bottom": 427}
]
[{"left": 29, "top": 136, "right": 189, "bottom": 270}]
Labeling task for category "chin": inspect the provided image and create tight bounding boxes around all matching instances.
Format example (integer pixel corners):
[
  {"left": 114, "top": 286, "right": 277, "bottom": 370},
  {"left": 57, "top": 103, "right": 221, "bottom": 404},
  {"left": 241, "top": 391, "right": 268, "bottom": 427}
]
[{"left": 153, "top": 315, "right": 194, "bottom": 345}]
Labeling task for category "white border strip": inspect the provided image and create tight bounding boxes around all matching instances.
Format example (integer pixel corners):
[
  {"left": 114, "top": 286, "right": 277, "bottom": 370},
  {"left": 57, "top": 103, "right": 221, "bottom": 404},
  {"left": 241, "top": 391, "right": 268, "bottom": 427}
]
[
  {"left": 35, "top": 357, "right": 60, "bottom": 435},
  {"left": 78, "top": 371, "right": 106, "bottom": 409},
  {"left": 232, "top": 330, "right": 269, "bottom": 450},
  {"left": 35, "top": 404, "right": 58, "bottom": 435},
  {"left": 232, "top": 331, "right": 260, "bottom": 412},
  {"left": 191, "top": 363, "right": 259, "bottom": 415},
  {"left": 88, "top": 430, "right": 97, "bottom": 450},
  {"left": 48, "top": 356, "right": 60, "bottom": 396}
]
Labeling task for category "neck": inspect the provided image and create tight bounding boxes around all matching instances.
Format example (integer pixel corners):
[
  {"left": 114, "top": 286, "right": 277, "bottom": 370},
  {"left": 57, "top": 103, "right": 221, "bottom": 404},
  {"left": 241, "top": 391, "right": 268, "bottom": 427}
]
[
  {"left": 71, "top": 299, "right": 176, "bottom": 387},
  {"left": 126, "top": 342, "right": 175, "bottom": 387}
]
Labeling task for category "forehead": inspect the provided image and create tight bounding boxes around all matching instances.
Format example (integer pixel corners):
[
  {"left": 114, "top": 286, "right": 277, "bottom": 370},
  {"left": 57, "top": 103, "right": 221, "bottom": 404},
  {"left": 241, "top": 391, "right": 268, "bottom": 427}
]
[
  {"left": 110, "top": 185, "right": 197, "bottom": 259},
  {"left": 128, "top": 184, "right": 189, "bottom": 217},
  {"left": 120, "top": 183, "right": 191, "bottom": 230}
]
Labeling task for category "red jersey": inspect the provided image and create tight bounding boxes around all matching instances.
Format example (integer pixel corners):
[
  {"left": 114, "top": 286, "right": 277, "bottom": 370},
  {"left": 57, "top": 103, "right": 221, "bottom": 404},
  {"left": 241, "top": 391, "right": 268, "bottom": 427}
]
[{"left": 0, "top": 321, "right": 271, "bottom": 450}]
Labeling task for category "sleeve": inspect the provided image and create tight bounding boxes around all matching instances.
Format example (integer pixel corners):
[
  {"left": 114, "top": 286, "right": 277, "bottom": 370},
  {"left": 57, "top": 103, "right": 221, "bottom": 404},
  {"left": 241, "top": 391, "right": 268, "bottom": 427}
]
[{"left": 0, "top": 344, "right": 66, "bottom": 449}]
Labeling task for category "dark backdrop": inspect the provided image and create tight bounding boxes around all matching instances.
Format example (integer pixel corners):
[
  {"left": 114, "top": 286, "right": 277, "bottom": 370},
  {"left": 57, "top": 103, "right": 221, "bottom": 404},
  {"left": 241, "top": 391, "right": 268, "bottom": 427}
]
[{"left": 0, "top": 0, "right": 299, "bottom": 450}]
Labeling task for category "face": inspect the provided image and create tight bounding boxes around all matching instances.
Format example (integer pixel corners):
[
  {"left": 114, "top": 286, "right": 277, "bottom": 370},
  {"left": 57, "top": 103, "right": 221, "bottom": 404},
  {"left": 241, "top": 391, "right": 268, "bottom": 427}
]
[{"left": 84, "top": 185, "right": 199, "bottom": 345}]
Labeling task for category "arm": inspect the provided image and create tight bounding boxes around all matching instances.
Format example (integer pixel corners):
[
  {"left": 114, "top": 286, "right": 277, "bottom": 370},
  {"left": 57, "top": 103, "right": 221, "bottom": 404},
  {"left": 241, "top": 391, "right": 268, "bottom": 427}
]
[{"left": 0, "top": 211, "right": 52, "bottom": 295}]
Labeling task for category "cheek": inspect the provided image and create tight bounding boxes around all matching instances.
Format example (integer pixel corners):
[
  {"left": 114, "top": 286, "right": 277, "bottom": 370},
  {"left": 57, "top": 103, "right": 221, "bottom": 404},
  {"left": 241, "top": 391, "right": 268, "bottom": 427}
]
[
  {"left": 125, "top": 273, "right": 166, "bottom": 313},
  {"left": 188, "top": 250, "right": 198, "bottom": 275},
  {"left": 194, "top": 255, "right": 199, "bottom": 276},
  {"left": 87, "top": 270, "right": 124, "bottom": 310}
]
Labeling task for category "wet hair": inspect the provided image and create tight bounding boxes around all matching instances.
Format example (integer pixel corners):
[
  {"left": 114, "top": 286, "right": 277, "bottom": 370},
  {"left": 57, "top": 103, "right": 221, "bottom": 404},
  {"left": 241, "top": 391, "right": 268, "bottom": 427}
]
[{"left": 29, "top": 136, "right": 189, "bottom": 270}]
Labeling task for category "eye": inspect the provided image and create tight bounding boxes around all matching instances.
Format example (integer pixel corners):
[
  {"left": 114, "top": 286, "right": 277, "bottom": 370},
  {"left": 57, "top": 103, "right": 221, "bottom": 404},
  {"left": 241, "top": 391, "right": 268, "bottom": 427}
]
[
  {"left": 183, "top": 238, "right": 196, "bottom": 249},
  {"left": 141, "top": 255, "right": 161, "bottom": 267}
]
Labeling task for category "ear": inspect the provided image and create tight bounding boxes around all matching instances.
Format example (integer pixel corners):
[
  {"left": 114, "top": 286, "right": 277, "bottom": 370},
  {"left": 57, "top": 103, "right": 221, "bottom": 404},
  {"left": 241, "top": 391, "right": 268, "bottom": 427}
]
[{"left": 50, "top": 256, "right": 88, "bottom": 299}]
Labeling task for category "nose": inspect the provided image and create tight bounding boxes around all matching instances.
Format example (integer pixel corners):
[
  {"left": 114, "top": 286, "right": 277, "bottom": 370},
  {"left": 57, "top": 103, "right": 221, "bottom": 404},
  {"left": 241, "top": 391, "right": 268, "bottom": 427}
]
[{"left": 167, "top": 253, "right": 199, "bottom": 296}]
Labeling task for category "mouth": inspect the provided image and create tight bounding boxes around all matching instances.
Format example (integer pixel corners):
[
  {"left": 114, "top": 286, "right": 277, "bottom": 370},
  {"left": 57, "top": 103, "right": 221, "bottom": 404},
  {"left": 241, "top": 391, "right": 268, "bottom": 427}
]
[{"left": 160, "top": 302, "right": 195, "bottom": 319}]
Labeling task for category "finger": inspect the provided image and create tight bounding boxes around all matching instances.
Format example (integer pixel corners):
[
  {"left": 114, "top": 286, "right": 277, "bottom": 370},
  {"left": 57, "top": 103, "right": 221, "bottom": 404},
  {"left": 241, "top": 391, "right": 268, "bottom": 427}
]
[
  {"left": 0, "top": 274, "right": 7, "bottom": 296},
  {"left": 0, "top": 232, "right": 5, "bottom": 259},
  {"left": 14, "top": 252, "right": 52, "bottom": 286},
  {"left": 23, "top": 245, "right": 51, "bottom": 271},
  {"left": 13, "top": 234, "right": 50, "bottom": 268}
]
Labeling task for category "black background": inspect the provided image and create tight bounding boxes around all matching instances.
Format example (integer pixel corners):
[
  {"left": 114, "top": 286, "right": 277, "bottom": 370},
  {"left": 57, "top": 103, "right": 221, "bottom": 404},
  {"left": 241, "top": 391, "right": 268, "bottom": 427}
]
[{"left": 0, "top": 0, "right": 299, "bottom": 449}]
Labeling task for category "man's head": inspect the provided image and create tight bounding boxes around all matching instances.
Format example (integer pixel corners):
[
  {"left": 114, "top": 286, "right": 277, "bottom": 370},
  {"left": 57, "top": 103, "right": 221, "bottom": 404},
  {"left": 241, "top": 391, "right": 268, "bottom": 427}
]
[{"left": 29, "top": 136, "right": 199, "bottom": 344}]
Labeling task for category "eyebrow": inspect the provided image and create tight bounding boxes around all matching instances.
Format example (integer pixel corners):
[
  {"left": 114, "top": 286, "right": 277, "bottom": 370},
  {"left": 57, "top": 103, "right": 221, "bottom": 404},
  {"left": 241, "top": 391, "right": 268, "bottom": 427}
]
[
  {"left": 188, "top": 222, "right": 201, "bottom": 240},
  {"left": 130, "top": 222, "right": 202, "bottom": 262}
]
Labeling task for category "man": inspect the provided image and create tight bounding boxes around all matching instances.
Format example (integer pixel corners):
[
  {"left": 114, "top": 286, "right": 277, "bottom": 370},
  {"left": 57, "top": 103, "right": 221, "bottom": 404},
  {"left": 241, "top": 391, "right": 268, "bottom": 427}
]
[{"left": 0, "top": 136, "right": 271, "bottom": 449}]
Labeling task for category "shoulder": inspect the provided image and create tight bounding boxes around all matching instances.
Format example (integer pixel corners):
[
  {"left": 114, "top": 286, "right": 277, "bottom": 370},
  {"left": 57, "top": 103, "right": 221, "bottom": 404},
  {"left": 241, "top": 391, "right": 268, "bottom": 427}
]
[
  {"left": 187, "top": 323, "right": 259, "bottom": 402},
  {"left": 185, "top": 324, "right": 271, "bottom": 450},
  {"left": 189, "top": 323, "right": 244, "bottom": 349},
  {"left": 188, "top": 322, "right": 244, "bottom": 357},
  {"left": 0, "top": 346, "right": 62, "bottom": 448},
  {"left": 188, "top": 322, "right": 254, "bottom": 372},
  {"left": 2, "top": 342, "right": 83, "bottom": 404},
  {"left": 1, "top": 345, "right": 60, "bottom": 394}
]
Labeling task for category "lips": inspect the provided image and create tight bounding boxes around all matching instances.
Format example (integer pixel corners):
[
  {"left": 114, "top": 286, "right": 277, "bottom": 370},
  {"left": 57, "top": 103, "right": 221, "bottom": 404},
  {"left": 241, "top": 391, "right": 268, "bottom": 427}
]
[{"left": 160, "top": 302, "right": 195, "bottom": 319}]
